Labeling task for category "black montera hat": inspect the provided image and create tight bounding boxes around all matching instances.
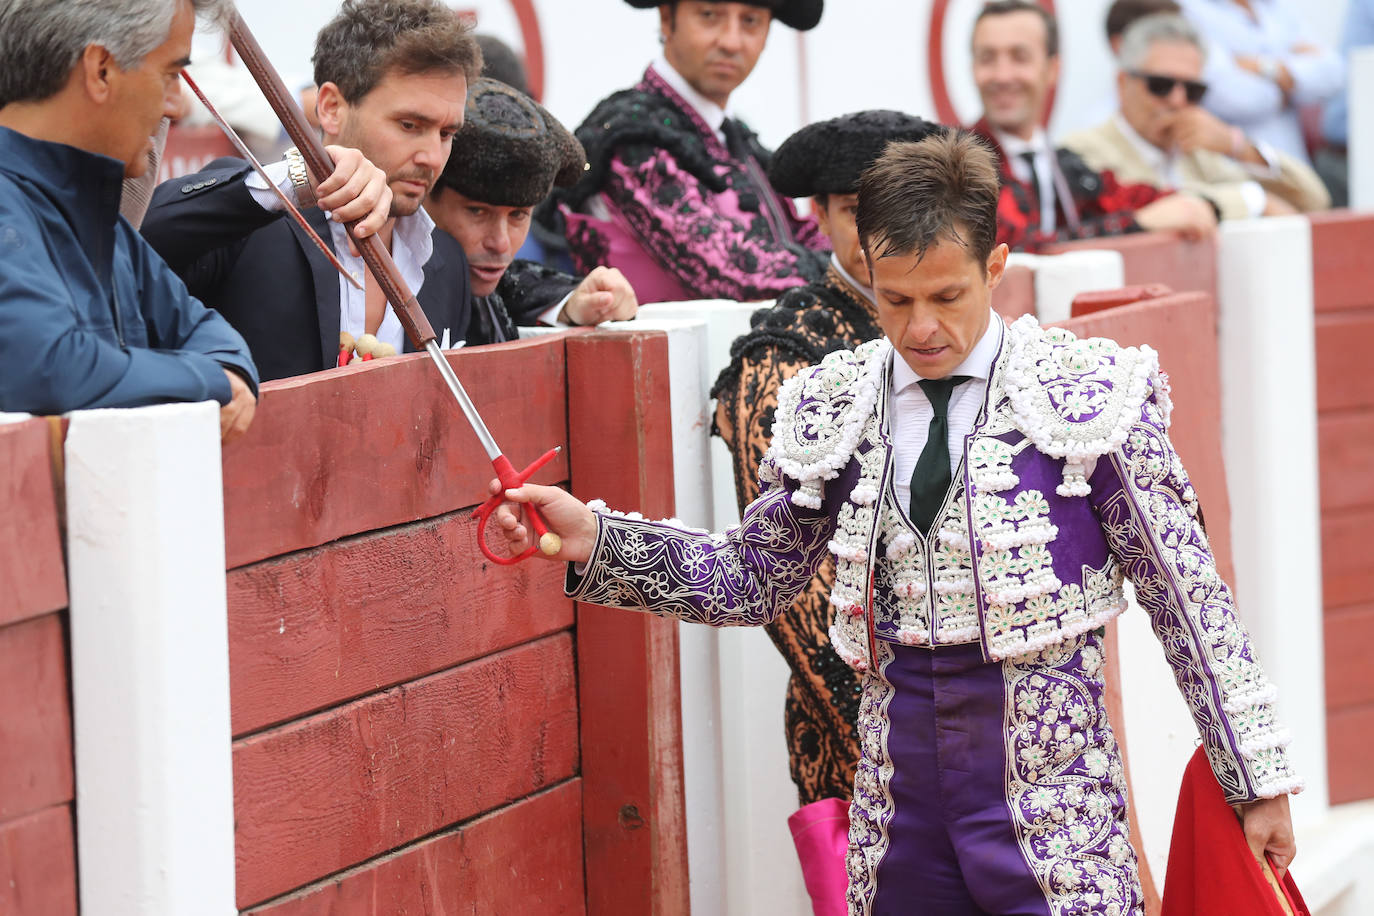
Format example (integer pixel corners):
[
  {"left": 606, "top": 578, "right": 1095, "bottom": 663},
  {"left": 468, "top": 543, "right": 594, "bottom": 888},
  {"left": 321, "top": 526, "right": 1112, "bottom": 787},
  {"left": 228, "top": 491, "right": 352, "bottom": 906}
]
[
  {"left": 439, "top": 78, "right": 586, "bottom": 208},
  {"left": 623, "top": 0, "right": 823, "bottom": 31},
  {"left": 769, "top": 110, "right": 946, "bottom": 198}
]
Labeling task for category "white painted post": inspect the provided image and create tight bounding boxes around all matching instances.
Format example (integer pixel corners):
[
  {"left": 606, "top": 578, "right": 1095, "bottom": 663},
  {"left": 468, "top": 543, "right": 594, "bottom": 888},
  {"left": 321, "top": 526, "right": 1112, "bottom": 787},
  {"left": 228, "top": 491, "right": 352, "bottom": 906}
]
[
  {"left": 1350, "top": 47, "right": 1374, "bottom": 212},
  {"left": 1029, "top": 249, "right": 1125, "bottom": 323},
  {"left": 1215, "top": 216, "right": 1329, "bottom": 822},
  {"left": 605, "top": 314, "right": 731, "bottom": 915},
  {"left": 630, "top": 302, "right": 812, "bottom": 915},
  {"left": 65, "top": 401, "right": 236, "bottom": 915}
]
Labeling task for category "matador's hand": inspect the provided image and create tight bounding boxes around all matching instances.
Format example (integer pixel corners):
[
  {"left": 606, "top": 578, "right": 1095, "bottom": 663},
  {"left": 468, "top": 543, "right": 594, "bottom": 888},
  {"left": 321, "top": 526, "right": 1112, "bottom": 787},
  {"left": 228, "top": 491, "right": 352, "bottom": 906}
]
[
  {"left": 487, "top": 480, "right": 597, "bottom": 564},
  {"left": 1238, "top": 793, "right": 1296, "bottom": 879}
]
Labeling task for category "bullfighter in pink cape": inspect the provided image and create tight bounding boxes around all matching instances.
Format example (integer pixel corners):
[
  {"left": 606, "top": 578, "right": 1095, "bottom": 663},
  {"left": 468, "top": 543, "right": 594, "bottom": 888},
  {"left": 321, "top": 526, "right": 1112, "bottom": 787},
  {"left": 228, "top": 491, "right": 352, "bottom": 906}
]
[
  {"left": 537, "top": 0, "right": 829, "bottom": 303},
  {"left": 498, "top": 132, "right": 1300, "bottom": 915}
]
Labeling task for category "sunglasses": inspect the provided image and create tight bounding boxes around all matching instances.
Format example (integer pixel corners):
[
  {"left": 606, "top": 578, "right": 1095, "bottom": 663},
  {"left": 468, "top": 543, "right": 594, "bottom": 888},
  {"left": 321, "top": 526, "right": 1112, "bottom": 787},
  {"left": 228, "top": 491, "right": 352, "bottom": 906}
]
[{"left": 1129, "top": 71, "right": 1209, "bottom": 104}]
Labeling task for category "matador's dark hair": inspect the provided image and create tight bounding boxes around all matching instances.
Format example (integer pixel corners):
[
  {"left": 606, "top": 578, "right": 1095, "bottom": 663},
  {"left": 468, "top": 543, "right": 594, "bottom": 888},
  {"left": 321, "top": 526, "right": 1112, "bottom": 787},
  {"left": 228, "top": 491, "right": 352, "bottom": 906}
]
[{"left": 856, "top": 131, "right": 1002, "bottom": 268}]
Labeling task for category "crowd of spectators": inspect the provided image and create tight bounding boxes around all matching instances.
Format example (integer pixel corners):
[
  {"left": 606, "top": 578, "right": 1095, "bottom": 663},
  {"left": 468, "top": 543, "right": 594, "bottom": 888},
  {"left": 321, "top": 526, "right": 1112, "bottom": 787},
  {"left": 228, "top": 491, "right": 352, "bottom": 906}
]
[{"left": 0, "top": 0, "right": 1365, "bottom": 436}]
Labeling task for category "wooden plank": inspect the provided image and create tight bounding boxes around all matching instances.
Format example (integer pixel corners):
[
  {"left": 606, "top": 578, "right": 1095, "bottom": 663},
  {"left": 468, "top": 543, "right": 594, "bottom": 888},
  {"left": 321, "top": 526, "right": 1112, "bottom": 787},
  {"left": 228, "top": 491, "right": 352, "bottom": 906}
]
[
  {"left": 1317, "top": 412, "right": 1374, "bottom": 512},
  {"left": 1045, "top": 231, "right": 1217, "bottom": 301},
  {"left": 1070, "top": 283, "right": 1173, "bottom": 318},
  {"left": 1316, "top": 311, "right": 1374, "bottom": 413},
  {"left": 1327, "top": 705, "right": 1374, "bottom": 804},
  {"left": 228, "top": 510, "right": 573, "bottom": 736},
  {"left": 1059, "top": 293, "right": 1235, "bottom": 582},
  {"left": 1309, "top": 210, "right": 1374, "bottom": 314},
  {"left": 0, "top": 614, "right": 73, "bottom": 821},
  {"left": 0, "top": 803, "right": 76, "bottom": 916},
  {"left": 233, "top": 633, "right": 580, "bottom": 908},
  {"left": 1325, "top": 603, "right": 1374, "bottom": 710},
  {"left": 566, "top": 331, "right": 689, "bottom": 916},
  {"left": 1322, "top": 507, "right": 1374, "bottom": 610},
  {"left": 244, "top": 781, "right": 585, "bottom": 915},
  {"left": 222, "top": 336, "right": 572, "bottom": 570},
  {"left": 0, "top": 419, "right": 66, "bottom": 628}
]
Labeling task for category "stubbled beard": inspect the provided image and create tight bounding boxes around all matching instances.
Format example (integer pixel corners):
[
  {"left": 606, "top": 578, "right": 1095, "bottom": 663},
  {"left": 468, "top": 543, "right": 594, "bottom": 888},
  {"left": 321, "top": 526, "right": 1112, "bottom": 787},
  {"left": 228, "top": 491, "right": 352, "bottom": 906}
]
[{"left": 390, "top": 190, "right": 423, "bottom": 218}]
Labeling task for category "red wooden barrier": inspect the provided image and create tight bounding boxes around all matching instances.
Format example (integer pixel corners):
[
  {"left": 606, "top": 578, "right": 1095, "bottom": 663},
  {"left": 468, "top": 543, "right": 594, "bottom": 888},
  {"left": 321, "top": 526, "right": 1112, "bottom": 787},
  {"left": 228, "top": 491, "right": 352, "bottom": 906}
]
[
  {"left": 233, "top": 635, "right": 580, "bottom": 905},
  {"left": 1046, "top": 231, "right": 1218, "bottom": 303},
  {"left": 0, "top": 419, "right": 75, "bottom": 916},
  {"left": 222, "top": 336, "right": 568, "bottom": 569},
  {"left": 993, "top": 262, "right": 1035, "bottom": 320},
  {"left": 1059, "top": 291, "right": 1231, "bottom": 915},
  {"left": 1071, "top": 283, "right": 1174, "bottom": 318},
  {"left": 567, "top": 331, "right": 690, "bottom": 916},
  {"left": 225, "top": 332, "right": 684, "bottom": 913},
  {"left": 159, "top": 124, "right": 236, "bottom": 183},
  {"left": 1060, "top": 291, "right": 1234, "bottom": 581},
  {"left": 227, "top": 511, "right": 571, "bottom": 735},
  {"left": 1309, "top": 209, "right": 1374, "bottom": 804},
  {"left": 245, "top": 783, "right": 584, "bottom": 915}
]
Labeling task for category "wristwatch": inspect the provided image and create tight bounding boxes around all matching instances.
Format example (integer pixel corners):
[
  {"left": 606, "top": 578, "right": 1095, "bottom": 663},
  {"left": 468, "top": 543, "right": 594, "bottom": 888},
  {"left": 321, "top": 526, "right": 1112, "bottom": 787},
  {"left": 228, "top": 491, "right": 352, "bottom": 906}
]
[
  {"left": 283, "top": 146, "right": 316, "bottom": 208},
  {"left": 1257, "top": 56, "right": 1280, "bottom": 84}
]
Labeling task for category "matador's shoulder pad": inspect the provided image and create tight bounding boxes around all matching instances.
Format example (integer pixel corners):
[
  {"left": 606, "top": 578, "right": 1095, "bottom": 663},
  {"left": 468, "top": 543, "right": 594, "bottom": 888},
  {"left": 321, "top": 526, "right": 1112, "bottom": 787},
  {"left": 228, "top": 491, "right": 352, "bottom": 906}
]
[
  {"left": 1001, "top": 315, "right": 1172, "bottom": 477},
  {"left": 766, "top": 338, "right": 889, "bottom": 495}
]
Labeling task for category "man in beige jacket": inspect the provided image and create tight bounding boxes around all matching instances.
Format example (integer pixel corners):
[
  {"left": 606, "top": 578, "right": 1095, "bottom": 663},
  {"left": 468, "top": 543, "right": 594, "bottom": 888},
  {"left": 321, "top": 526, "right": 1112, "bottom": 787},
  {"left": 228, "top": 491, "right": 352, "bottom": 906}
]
[{"left": 1062, "top": 12, "right": 1329, "bottom": 220}]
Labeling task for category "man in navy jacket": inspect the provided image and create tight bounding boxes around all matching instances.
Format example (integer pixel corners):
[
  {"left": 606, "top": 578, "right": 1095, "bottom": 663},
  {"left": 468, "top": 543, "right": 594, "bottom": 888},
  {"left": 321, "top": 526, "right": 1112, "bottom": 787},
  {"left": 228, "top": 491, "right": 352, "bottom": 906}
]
[{"left": 0, "top": 0, "right": 260, "bottom": 441}]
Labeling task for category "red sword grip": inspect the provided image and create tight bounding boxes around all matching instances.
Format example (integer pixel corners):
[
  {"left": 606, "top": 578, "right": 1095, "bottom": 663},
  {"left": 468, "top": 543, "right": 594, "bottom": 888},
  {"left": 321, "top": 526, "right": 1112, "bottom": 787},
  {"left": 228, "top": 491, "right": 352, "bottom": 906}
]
[{"left": 475, "top": 448, "right": 562, "bottom": 566}]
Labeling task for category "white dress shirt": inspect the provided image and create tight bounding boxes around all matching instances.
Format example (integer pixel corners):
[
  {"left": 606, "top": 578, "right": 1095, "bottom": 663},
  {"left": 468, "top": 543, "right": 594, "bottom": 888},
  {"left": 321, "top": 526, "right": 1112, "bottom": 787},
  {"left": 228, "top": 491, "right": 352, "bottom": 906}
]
[
  {"left": 1177, "top": 0, "right": 1344, "bottom": 164},
  {"left": 246, "top": 162, "right": 438, "bottom": 354},
  {"left": 889, "top": 315, "right": 1004, "bottom": 514},
  {"left": 650, "top": 53, "right": 732, "bottom": 146},
  {"left": 995, "top": 128, "right": 1057, "bottom": 232}
]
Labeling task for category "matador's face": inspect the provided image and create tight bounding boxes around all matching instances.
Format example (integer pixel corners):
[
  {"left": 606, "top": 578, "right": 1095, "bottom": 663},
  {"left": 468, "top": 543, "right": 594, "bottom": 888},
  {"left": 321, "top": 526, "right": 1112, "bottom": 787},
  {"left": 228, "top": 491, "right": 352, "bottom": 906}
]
[{"left": 867, "top": 237, "right": 1008, "bottom": 381}]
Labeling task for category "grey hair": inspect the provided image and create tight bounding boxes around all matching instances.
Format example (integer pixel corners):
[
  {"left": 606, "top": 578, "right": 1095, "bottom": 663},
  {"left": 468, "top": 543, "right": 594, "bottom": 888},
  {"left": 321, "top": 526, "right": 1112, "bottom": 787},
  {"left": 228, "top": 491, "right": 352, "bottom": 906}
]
[
  {"left": 1117, "top": 12, "right": 1207, "bottom": 71},
  {"left": 0, "top": 0, "right": 231, "bottom": 109}
]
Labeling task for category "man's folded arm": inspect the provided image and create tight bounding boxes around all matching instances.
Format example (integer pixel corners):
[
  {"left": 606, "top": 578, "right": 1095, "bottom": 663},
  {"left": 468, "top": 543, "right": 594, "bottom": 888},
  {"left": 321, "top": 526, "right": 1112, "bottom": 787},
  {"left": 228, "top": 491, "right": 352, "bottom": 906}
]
[
  {"left": 128, "top": 222, "right": 259, "bottom": 395},
  {"left": 0, "top": 215, "right": 254, "bottom": 415}
]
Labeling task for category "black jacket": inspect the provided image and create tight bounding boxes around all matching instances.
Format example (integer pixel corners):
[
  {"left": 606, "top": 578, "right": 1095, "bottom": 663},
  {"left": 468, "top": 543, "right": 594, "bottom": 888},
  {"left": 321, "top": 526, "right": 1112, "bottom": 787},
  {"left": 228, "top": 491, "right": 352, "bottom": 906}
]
[{"left": 142, "top": 158, "right": 473, "bottom": 382}]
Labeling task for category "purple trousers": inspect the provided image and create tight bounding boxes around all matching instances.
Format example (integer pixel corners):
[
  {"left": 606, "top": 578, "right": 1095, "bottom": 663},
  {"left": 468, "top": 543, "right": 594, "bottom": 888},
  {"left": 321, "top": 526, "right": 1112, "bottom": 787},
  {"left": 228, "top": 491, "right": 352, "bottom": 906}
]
[{"left": 848, "top": 635, "right": 1145, "bottom": 916}]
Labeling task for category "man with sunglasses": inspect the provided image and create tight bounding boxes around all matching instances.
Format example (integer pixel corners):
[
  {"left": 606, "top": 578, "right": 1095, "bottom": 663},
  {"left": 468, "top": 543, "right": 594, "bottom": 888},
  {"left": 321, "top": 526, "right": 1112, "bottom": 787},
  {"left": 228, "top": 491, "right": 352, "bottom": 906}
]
[
  {"left": 968, "top": 0, "right": 1217, "bottom": 252},
  {"left": 1063, "top": 13, "right": 1329, "bottom": 219}
]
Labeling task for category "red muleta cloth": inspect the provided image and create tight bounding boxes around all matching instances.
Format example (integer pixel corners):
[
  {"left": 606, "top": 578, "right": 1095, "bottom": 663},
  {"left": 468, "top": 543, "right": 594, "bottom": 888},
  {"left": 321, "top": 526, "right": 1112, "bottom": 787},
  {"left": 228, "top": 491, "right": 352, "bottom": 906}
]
[{"left": 1161, "top": 746, "right": 1309, "bottom": 916}]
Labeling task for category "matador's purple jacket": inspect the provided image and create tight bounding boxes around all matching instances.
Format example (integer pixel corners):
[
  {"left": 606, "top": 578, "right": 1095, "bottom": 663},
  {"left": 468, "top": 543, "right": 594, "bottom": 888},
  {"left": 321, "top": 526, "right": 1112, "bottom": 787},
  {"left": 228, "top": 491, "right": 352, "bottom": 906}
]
[
  {"left": 538, "top": 64, "right": 829, "bottom": 304},
  {"left": 567, "top": 316, "right": 1300, "bottom": 914}
]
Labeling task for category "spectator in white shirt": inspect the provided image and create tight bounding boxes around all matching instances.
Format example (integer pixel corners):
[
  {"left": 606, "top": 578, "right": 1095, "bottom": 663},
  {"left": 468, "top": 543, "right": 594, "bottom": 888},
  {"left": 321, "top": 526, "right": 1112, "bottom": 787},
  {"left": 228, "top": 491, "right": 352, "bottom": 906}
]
[{"left": 1176, "top": 0, "right": 1344, "bottom": 165}]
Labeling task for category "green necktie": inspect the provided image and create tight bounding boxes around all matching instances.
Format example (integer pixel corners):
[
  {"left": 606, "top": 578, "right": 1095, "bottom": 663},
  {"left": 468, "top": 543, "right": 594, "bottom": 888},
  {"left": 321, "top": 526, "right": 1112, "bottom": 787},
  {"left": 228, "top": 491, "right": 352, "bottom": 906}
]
[{"left": 908, "top": 376, "right": 970, "bottom": 536}]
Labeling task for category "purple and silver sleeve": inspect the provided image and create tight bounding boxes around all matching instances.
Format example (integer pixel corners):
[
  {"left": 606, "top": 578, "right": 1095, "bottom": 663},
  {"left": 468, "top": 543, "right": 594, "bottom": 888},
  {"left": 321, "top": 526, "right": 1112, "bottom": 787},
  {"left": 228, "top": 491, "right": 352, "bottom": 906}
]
[
  {"left": 566, "top": 471, "right": 835, "bottom": 629},
  {"left": 1091, "top": 385, "right": 1301, "bottom": 803}
]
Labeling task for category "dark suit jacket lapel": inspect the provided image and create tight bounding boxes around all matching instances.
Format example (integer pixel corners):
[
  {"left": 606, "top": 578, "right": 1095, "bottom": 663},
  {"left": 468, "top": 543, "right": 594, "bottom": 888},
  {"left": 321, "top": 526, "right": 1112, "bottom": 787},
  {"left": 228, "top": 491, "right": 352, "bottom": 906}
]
[
  {"left": 411, "top": 234, "right": 446, "bottom": 354},
  {"left": 288, "top": 207, "right": 342, "bottom": 370}
]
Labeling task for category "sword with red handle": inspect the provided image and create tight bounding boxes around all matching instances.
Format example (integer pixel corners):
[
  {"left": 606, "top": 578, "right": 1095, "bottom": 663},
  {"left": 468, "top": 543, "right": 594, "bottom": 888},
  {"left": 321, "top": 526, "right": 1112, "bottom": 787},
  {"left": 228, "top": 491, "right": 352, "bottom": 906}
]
[{"left": 220, "top": 9, "right": 561, "bottom": 564}]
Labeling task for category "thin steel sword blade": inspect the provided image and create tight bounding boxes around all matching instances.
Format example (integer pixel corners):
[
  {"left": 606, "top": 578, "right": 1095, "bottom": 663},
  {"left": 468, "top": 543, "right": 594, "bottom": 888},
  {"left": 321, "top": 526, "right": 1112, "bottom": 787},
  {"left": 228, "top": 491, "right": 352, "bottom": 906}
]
[
  {"left": 423, "top": 340, "right": 501, "bottom": 460},
  {"left": 180, "top": 69, "right": 362, "bottom": 291}
]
